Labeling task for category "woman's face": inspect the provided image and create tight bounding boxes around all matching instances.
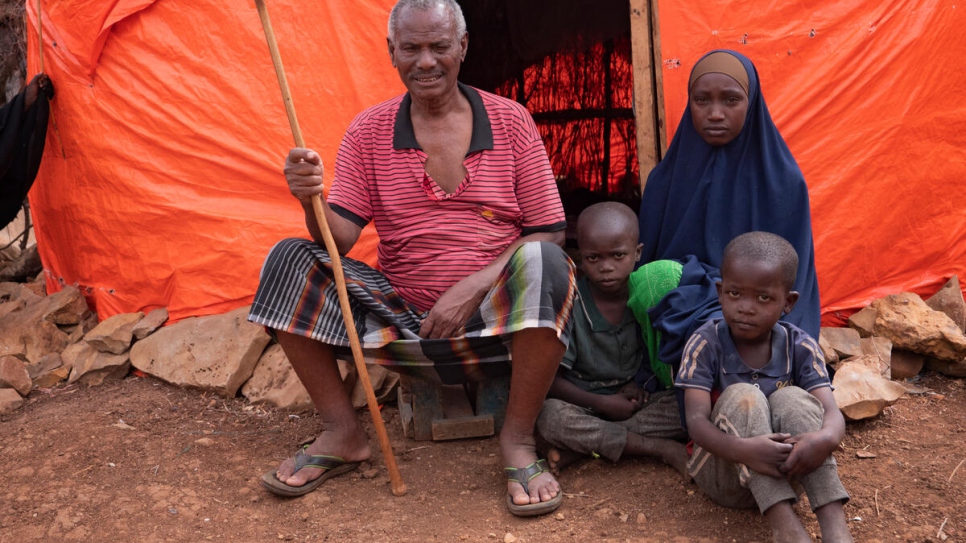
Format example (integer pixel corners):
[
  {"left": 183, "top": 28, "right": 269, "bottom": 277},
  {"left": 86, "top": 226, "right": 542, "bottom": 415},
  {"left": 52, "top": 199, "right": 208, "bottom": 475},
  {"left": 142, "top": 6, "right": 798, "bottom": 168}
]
[{"left": 689, "top": 72, "right": 749, "bottom": 146}]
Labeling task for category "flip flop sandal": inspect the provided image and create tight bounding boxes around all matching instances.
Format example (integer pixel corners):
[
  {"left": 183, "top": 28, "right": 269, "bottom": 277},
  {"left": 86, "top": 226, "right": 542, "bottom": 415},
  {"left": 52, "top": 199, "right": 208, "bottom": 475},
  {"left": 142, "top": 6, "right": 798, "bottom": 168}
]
[
  {"left": 504, "top": 459, "right": 563, "bottom": 517},
  {"left": 261, "top": 445, "right": 361, "bottom": 498}
]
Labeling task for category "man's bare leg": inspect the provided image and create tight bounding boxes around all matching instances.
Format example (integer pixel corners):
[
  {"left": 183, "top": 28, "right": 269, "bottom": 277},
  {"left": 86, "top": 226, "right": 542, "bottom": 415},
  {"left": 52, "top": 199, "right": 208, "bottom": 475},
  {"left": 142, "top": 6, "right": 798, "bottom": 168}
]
[
  {"left": 763, "top": 501, "right": 811, "bottom": 543},
  {"left": 502, "top": 327, "right": 565, "bottom": 506},
  {"left": 624, "top": 433, "right": 688, "bottom": 477},
  {"left": 272, "top": 331, "right": 371, "bottom": 487},
  {"left": 814, "top": 500, "right": 854, "bottom": 543}
]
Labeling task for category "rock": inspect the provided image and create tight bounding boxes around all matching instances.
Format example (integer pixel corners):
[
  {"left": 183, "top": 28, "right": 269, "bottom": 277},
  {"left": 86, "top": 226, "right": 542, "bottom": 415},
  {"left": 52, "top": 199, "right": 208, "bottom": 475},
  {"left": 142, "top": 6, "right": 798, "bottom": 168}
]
[
  {"left": 132, "top": 308, "right": 169, "bottom": 340},
  {"left": 33, "top": 366, "right": 70, "bottom": 388},
  {"left": 66, "top": 312, "right": 100, "bottom": 343},
  {"left": 0, "top": 244, "right": 42, "bottom": 282},
  {"left": 63, "top": 342, "right": 131, "bottom": 386},
  {"left": 0, "top": 299, "right": 25, "bottom": 320},
  {"left": 832, "top": 359, "right": 906, "bottom": 421},
  {"left": 129, "top": 306, "right": 271, "bottom": 397},
  {"left": 0, "top": 387, "right": 23, "bottom": 414},
  {"left": 0, "top": 308, "right": 70, "bottom": 364},
  {"left": 925, "top": 275, "right": 966, "bottom": 333},
  {"left": 818, "top": 332, "right": 839, "bottom": 365},
  {"left": 847, "top": 306, "right": 877, "bottom": 337},
  {"left": 41, "top": 286, "right": 90, "bottom": 325},
  {"left": 889, "top": 350, "right": 925, "bottom": 380},
  {"left": 0, "top": 281, "right": 18, "bottom": 299},
  {"left": 84, "top": 312, "right": 144, "bottom": 354},
  {"left": 820, "top": 327, "right": 862, "bottom": 359},
  {"left": 858, "top": 336, "right": 892, "bottom": 378},
  {"left": 26, "top": 352, "right": 64, "bottom": 379},
  {"left": 241, "top": 343, "right": 312, "bottom": 410},
  {"left": 9, "top": 283, "right": 42, "bottom": 305},
  {"left": 925, "top": 357, "right": 966, "bottom": 378},
  {"left": 871, "top": 292, "right": 966, "bottom": 362},
  {"left": 348, "top": 362, "right": 399, "bottom": 409},
  {"left": 0, "top": 355, "right": 32, "bottom": 396}
]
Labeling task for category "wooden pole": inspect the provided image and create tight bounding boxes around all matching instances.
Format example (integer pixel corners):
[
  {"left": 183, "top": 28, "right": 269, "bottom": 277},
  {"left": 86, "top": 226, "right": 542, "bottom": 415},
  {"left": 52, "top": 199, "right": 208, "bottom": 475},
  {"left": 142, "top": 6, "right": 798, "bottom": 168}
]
[
  {"left": 629, "top": 0, "right": 661, "bottom": 192},
  {"left": 253, "top": 0, "right": 406, "bottom": 497}
]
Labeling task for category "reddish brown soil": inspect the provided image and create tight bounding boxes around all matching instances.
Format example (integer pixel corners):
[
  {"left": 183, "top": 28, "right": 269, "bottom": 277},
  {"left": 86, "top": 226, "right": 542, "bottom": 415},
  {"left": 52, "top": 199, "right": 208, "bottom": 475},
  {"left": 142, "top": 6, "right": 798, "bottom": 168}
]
[{"left": 0, "top": 371, "right": 963, "bottom": 542}]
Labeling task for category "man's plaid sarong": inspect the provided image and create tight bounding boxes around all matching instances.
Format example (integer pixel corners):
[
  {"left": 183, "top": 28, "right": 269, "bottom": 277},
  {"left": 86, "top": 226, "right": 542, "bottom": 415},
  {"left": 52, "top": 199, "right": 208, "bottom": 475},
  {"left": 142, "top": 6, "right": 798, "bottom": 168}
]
[{"left": 249, "top": 239, "right": 576, "bottom": 384}]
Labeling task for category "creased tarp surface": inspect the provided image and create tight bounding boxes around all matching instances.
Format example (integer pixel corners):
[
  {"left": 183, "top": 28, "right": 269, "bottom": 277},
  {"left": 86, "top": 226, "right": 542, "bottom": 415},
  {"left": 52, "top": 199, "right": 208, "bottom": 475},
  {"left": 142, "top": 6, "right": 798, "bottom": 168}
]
[
  {"left": 26, "top": 0, "right": 966, "bottom": 327},
  {"left": 26, "top": 0, "right": 401, "bottom": 322},
  {"left": 658, "top": 0, "right": 966, "bottom": 325}
]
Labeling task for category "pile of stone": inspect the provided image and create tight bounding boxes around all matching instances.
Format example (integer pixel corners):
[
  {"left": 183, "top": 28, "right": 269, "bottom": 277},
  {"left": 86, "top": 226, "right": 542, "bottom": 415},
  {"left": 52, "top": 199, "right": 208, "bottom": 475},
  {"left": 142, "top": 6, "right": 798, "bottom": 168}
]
[
  {"left": 0, "top": 277, "right": 397, "bottom": 415},
  {"left": 2, "top": 271, "right": 964, "bottom": 422},
  {"left": 821, "top": 276, "right": 966, "bottom": 420}
]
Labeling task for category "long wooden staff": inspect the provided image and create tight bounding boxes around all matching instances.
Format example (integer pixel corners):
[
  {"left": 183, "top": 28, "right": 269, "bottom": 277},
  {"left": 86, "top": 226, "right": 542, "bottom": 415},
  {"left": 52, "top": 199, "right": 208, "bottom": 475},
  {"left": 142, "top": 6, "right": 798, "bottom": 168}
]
[{"left": 254, "top": 0, "right": 406, "bottom": 497}]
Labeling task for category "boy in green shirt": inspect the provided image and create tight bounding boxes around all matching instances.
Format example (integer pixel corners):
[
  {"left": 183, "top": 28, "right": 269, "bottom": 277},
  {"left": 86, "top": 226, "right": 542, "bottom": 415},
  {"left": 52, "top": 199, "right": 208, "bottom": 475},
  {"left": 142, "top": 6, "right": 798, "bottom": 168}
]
[{"left": 536, "top": 202, "right": 687, "bottom": 474}]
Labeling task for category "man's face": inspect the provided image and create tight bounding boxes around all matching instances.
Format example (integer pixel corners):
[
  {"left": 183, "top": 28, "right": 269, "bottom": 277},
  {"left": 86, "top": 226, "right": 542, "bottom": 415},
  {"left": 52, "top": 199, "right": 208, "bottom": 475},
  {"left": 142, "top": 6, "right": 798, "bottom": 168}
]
[
  {"left": 689, "top": 72, "right": 748, "bottom": 146},
  {"left": 387, "top": 5, "right": 467, "bottom": 102}
]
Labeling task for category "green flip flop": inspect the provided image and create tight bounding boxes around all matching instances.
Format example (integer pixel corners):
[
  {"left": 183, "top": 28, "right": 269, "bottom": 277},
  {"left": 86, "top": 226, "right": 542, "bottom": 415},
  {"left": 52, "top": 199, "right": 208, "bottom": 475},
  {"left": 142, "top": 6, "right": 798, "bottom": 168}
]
[
  {"left": 261, "top": 445, "right": 361, "bottom": 498},
  {"left": 505, "top": 459, "right": 563, "bottom": 517}
]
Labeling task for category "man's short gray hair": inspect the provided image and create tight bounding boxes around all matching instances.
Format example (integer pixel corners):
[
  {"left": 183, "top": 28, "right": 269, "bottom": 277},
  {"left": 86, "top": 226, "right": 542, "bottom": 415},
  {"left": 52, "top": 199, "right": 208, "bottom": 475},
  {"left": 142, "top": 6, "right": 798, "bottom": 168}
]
[{"left": 388, "top": 0, "right": 467, "bottom": 42}]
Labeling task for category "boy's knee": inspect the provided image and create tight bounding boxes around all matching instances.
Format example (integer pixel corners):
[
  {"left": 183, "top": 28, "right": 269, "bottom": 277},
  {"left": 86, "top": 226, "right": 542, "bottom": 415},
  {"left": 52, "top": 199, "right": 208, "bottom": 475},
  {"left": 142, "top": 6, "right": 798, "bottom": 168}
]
[
  {"left": 769, "top": 386, "right": 824, "bottom": 428},
  {"left": 720, "top": 382, "right": 765, "bottom": 406}
]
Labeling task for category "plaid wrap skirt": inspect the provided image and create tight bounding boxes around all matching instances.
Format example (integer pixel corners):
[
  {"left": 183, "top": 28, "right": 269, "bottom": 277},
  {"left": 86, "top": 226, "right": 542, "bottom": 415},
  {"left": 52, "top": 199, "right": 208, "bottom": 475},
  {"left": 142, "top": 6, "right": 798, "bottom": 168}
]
[{"left": 248, "top": 238, "right": 576, "bottom": 384}]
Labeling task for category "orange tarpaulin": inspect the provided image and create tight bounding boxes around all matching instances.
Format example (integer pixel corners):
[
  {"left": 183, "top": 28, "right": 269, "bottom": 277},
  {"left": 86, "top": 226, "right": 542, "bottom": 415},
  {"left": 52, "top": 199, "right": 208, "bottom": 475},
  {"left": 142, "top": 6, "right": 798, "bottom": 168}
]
[
  {"left": 24, "top": 0, "right": 966, "bottom": 326},
  {"left": 26, "top": 0, "right": 401, "bottom": 321}
]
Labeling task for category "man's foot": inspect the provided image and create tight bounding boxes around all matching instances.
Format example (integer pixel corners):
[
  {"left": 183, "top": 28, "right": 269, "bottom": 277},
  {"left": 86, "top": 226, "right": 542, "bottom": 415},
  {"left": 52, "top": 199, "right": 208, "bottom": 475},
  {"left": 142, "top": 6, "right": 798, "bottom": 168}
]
[
  {"left": 273, "top": 427, "right": 371, "bottom": 488},
  {"left": 544, "top": 447, "right": 584, "bottom": 475},
  {"left": 501, "top": 432, "right": 561, "bottom": 513}
]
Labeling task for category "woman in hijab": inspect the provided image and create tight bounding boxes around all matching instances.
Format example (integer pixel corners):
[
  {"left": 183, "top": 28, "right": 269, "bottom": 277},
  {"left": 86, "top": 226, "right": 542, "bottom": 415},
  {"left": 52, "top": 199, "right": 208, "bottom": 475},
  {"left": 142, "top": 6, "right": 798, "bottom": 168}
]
[{"left": 629, "top": 50, "right": 820, "bottom": 391}]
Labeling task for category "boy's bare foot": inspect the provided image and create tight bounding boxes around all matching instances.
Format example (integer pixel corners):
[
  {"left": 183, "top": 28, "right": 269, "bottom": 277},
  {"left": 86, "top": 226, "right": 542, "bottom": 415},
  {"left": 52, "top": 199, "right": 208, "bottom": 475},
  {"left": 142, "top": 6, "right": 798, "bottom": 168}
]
[
  {"left": 763, "top": 501, "right": 811, "bottom": 543},
  {"left": 545, "top": 447, "right": 584, "bottom": 474},
  {"left": 815, "top": 500, "right": 855, "bottom": 543},
  {"left": 625, "top": 433, "right": 690, "bottom": 478}
]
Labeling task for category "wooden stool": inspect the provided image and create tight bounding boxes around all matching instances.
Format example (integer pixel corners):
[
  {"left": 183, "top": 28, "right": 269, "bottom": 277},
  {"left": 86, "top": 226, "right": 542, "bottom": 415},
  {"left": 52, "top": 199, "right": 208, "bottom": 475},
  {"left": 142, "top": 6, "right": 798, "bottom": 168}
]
[{"left": 397, "top": 374, "right": 510, "bottom": 441}]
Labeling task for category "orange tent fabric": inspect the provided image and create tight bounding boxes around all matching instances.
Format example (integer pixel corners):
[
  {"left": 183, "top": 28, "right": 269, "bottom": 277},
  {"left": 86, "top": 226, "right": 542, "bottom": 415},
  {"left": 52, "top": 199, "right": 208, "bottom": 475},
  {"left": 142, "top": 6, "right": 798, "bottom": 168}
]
[
  {"left": 657, "top": 0, "right": 966, "bottom": 325},
  {"left": 25, "top": 0, "right": 401, "bottom": 322},
  {"left": 24, "top": 0, "right": 966, "bottom": 326}
]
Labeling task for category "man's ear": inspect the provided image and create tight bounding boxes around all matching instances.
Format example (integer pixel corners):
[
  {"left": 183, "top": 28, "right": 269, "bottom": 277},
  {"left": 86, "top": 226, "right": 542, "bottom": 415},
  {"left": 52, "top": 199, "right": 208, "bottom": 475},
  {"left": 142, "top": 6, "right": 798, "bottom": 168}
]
[
  {"left": 634, "top": 243, "right": 643, "bottom": 262},
  {"left": 387, "top": 38, "right": 395, "bottom": 67},
  {"left": 783, "top": 291, "right": 800, "bottom": 315},
  {"left": 715, "top": 280, "right": 723, "bottom": 297},
  {"left": 460, "top": 32, "right": 469, "bottom": 61}
]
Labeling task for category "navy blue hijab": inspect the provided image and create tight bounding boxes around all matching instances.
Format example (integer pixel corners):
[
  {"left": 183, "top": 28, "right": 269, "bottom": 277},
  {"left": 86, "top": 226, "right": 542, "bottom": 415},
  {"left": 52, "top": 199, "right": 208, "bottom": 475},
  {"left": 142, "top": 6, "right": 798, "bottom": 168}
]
[{"left": 637, "top": 50, "right": 820, "bottom": 338}]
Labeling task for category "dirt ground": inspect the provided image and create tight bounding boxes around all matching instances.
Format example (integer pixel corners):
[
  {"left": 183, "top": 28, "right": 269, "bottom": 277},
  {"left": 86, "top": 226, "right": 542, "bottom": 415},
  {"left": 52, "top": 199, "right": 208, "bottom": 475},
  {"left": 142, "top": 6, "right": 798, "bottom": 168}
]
[{"left": 0, "top": 370, "right": 963, "bottom": 543}]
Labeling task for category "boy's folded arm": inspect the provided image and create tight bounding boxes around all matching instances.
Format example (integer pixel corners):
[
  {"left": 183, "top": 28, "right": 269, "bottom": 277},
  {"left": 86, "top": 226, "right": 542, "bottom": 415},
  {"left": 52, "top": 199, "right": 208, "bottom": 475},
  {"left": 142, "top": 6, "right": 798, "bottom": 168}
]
[
  {"left": 548, "top": 373, "right": 639, "bottom": 421},
  {"left": 684, "top": 388, "right": 792, "bottom": 478},
  {"left": 780, "top": 387, "right": 845, "bottom": 476},
  {"left": 547, "top": 373, "right": 603, "bottom": 410}
]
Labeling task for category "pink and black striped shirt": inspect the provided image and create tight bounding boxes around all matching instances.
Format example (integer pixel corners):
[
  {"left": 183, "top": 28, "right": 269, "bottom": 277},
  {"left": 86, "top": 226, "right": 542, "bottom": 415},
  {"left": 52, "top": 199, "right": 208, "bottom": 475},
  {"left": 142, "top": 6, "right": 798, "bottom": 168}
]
[{"left": 328, "top": 83, "right": 565, "bottom": 312}]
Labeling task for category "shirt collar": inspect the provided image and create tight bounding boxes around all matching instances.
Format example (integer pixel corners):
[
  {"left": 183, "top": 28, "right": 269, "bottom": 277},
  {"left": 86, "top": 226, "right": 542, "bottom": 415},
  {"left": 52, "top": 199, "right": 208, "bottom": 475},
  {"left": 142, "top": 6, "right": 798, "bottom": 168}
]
[
  {"left": 393, "top": 82, "right": 494, "bottom": 154},
  {"left": 716, "top": 320, "right": 792, "bottom": 376},
  {"left": 576, "top": 277, "right": 635, "bottom": 332}
]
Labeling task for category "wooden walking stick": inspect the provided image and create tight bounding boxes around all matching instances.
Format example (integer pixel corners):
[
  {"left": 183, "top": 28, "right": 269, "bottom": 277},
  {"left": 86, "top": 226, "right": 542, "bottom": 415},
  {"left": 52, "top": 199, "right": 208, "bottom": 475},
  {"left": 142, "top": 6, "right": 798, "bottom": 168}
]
[{"left": 254, "top": 0, "right": 406, "bottom": 497}]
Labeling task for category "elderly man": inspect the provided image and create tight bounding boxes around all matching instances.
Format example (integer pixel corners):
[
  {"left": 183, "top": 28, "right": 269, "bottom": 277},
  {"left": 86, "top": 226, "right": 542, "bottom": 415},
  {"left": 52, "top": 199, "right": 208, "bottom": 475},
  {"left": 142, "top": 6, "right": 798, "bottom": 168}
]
[{"left": 249, "top": 0, "right": 575, "bottom": 517}]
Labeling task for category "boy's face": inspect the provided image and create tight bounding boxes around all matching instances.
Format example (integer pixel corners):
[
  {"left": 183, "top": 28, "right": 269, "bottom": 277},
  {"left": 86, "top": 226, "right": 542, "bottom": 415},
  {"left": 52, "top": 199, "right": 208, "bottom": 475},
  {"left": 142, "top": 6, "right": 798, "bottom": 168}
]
[
  {"left": 578, "top": 226, "right": 642, "bottom": 295},
  {"left": 716, "top": 257, "right": 799, "bottom": 344}
]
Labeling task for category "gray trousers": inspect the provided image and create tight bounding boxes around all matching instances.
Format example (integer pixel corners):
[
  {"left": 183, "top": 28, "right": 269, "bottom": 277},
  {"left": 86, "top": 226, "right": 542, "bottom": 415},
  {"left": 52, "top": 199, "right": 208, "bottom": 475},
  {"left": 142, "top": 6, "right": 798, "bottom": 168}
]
[
  {"left": 536, "top": 390, "right": 687, "bottom": 462},
  {"left": 687, "top": 383, "right": 850, "bottom": 514}
]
